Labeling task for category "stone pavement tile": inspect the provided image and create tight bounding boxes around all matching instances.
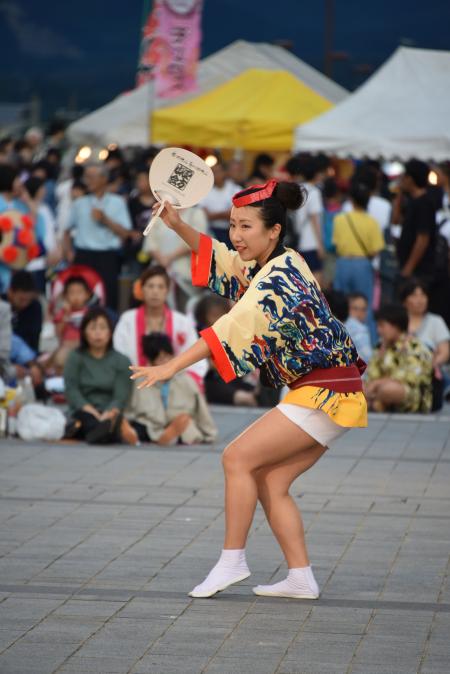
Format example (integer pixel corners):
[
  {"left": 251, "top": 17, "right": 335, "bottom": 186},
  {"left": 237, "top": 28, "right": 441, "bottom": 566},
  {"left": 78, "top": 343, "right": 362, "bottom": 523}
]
[
  {"left": 133, "top": 653, "right": 210, "bottom": 674},
  {"left": 367, "top": 611, "right": 432, "bottom": 640},
  {"left": 301, "top": 607, "right": 372, "bottom": 635},
  {"left": 351, "top": 637, "right": 423, "bottom": 668},
  {"left": 76, "top": 638, "right": 153, "bottom": 659},
  {"left": 429, "top": 612, "right": 450, "bottom": 639},
  {"left": 117, "top": 597, "right": 189, "bottom": 619},
  {"left": 349, "top": 666, "right": 416, "bottom": 674},
  {"left": 18, "top": 615, "right": 105, "bottom": 645},
  {"left": 0, "top": 630, "right": 24, "bottom": 652},
  {"left": 53, "top": 599, "right": 126, "bottom": 618},
  {"left": 58, "top": 655, "right": 138, "bottom": 673},
  {"left": 0, "top": 642, "right": 76, "bottom": 673},
  {"left": 278, "top": 664, "right": 348, "bottom": 674},
  {"left": 0, "top": 596, "right": 64, "bottom": 630},
  {"left": 248, "top": 600, "right": 312, "bottom": 621},
  {"left": 238, "top": 613, "right": 306, "bottom": 633},
  {"left": 149, "top": 626, "right": 229, "bottom": 656},
  {"left": 205, "top": 655, "right": 281, "bottom": 674},
  {"left": 216, "top": 627, "right": 293, "bottom": 657},
  {"left": 285, "top": 633, "right": 361, "bottom": 667}
]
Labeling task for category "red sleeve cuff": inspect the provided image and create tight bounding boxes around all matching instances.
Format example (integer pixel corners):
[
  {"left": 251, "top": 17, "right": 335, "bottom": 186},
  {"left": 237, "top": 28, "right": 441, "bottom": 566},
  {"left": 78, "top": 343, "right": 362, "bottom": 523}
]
[
  {"left": 191, "top": 234, "right": 213, "bottom": 287},
  {"left": 200, "top": 326, "right": 236, "bottom": 383}
]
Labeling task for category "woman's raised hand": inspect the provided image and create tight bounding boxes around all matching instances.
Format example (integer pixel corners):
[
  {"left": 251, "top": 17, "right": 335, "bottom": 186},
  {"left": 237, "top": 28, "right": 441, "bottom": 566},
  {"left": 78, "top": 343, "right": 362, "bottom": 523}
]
[
  {"left": 129, "top": 361, "right": 175, "bottom": 389},
  {"left": 153, "top": 200, "right": 183, "bottom": 230}
]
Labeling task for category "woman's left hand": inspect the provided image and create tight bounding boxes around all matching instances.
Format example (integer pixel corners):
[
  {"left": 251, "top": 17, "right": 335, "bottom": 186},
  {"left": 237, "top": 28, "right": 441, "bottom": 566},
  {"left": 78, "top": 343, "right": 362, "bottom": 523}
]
[{"left": 130, "top": 362, "right": 175, "bottom": 389}]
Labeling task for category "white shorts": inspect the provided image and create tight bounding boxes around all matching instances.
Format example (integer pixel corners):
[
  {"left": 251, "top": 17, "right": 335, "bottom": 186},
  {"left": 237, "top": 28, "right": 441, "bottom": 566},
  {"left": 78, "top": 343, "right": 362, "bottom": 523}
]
[{"left": 277, "top": 403, "right": 348, "bottom": 447}]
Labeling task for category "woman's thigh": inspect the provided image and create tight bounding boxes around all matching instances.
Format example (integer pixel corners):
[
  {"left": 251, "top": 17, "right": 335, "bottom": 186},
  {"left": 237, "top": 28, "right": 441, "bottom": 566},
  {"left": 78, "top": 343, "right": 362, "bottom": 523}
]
[{"left": 223, "top": 408, "right": 324, "bottom": 473}]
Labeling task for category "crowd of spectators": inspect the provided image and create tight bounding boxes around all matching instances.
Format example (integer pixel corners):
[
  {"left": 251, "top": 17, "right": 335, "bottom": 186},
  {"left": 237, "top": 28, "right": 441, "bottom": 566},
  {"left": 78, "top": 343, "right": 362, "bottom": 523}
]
[{"left": 0, "top": 122, "right": 449, "bottom": 443}]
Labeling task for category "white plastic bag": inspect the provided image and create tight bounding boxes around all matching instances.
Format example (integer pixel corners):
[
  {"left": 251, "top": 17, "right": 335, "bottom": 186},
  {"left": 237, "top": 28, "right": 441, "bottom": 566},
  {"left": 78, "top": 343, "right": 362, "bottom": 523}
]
[{"left": 17, "top": 404, "right": 66, "bottom": 441}]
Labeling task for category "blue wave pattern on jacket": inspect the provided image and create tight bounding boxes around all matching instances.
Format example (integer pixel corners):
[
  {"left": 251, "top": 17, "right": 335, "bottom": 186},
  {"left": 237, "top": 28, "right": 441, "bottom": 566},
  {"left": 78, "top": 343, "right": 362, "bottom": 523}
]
[{"left": 204, "top": 238, "right": 359, "bottom": 389}]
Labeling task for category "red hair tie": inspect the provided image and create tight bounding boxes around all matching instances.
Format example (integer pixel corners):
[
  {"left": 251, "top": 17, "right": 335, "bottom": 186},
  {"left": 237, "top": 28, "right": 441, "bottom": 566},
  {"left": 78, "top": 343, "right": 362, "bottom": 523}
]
[{"left": 232, "top": 179, "right": 278, "bottom": 208}]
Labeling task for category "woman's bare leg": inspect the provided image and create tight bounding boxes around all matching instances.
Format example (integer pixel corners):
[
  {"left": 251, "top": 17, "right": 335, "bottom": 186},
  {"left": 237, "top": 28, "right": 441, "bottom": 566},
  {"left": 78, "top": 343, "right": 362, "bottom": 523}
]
[
  {"left": 189, "top": 408, "right": 326, "bottom": 598},
  {"left": 255, "top": 443, "right": 326, "bottom": 568},
  {"left": 222, "top": 408, "right": 322, "bottom": 549}
]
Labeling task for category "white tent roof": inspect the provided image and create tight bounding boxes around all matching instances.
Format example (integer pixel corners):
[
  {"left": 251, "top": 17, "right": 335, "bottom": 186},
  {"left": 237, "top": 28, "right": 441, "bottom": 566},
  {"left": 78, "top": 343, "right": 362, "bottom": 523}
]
[
  {"left": 68, "top": 40, "right": 348, "bottom": 146},
  {"left": 294, "top": 47, "right": 450, "bottom": 161}
]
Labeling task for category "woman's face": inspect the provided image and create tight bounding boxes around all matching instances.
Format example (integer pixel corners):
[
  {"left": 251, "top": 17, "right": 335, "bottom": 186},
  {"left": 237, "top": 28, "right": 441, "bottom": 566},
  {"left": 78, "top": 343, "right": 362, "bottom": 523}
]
[
  {"left": 404, "top": 287, "right": 428, "bottom": 316},
  {"left": 142, "top": 275, "right": 169, "bottom": 309},
  {"left": 229, "top": 205, "right": 280, "bottom": 262},
  {"left": 85, "top": 316, "right": 111, "bottom": 351}
]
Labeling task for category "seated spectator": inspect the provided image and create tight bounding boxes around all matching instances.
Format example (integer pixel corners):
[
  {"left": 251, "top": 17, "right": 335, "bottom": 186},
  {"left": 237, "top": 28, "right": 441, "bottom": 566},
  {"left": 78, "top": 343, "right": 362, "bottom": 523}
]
[
  {"left": 113, "top": 266, "right": 207, "bottom": 386},
  {"left": 126, "top": 333, "right": 217, "bottom": 445},
  {"left": 323, "top": 286, "right": 371, "bottom": 365},
  {"left": 365, "top": 305, "right": 433, "bottom": 413},
  {"left": 4, "top": 271, "right": 42, "bottom": 354},
  {"left": 346, "top": 293, "right": 373, "bottom": 364},
  {"left": 194, "top": 295, "right": 270, "bottom": 407},
  {"left": 400, "top": 278, "right": 450, "bottom": 409},
  {"left": 400, "top": 278, "right": 450, "bottom": 364},
  {"left": 49, "top": 276, "right": 93, "bottom": 374},
  {"left": 0, "top": 299, "right": 12, "bottom": 384},
  {"left": 64, "top": 307, "right": 137, "bottom": 444}
]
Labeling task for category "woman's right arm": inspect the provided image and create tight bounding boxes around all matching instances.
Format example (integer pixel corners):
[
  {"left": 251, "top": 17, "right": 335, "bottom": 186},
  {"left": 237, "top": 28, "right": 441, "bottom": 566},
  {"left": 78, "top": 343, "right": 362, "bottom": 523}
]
[
  {"left": 155, "top": 201, "right": 250, "bottom": 302},
  {"left": 155, "top": 201, "right": 201, "bottom": 253}
]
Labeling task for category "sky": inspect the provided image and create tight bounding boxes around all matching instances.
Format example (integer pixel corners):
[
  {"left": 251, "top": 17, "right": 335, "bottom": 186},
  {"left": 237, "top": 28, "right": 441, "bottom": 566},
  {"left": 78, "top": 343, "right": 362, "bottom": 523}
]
[{"left": 0, "top": 0, "right": 449, "bottom": 119}]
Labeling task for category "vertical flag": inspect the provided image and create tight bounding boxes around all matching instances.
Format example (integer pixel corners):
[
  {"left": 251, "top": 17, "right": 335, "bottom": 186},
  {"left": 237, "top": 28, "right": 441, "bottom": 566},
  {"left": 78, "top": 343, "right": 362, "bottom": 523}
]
[{"left": 136, "top": 0, "right": 203, "bottom": 99}]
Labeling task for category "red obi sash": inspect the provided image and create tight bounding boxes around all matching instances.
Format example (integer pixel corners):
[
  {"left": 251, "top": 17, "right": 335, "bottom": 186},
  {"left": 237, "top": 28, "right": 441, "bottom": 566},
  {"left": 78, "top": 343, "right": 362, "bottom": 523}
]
[{"left": 288, "top": 359, "right": 366, "bottom": 394}]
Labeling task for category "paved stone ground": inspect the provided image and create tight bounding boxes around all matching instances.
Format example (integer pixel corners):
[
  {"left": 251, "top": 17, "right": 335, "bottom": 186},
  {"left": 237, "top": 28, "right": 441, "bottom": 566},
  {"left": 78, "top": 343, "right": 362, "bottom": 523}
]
[{"left": 0, "top": 406, "right": 449, "bottom": 674}]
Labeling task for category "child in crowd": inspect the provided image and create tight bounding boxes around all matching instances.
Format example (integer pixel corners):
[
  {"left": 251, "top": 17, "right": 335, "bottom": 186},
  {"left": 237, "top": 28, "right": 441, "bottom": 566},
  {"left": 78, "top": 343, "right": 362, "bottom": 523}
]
[
  {"left": 345, "top": 293, "right": 373, "bottom": 364},
  {"left": 126, "top": 332, "right": 217, "bottom": 445},
  {"left": 64, "top": 307, "right": 136, "bottom": 444},
  {"left": 194, "top": 294, "right": 276, "bottom": 407},
  {"left": 50, "top": 276, "right": 92, "bottom": 373},
  {"left": 364, "top": 304, "right": 433, "bottom": 413}
]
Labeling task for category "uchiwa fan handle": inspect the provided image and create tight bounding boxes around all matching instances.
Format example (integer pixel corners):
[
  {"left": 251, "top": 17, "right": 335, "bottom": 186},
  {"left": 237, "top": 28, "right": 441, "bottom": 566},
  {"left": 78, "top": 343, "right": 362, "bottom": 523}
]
[{"left": 143, "top": 202, "right": 165, "bottom": 236}]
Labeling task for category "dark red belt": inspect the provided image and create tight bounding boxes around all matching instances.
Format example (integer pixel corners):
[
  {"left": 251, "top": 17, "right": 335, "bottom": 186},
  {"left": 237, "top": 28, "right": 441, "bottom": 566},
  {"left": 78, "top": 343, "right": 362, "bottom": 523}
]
[{"left": 288, "top": 359, "right": 366, "bottom": 393}]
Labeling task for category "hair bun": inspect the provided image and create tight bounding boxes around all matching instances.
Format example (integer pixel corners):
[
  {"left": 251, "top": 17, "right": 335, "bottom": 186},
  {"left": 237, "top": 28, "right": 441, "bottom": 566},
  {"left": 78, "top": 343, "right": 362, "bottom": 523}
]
[{"left": 274, "top": 181, "right": 307, "bottom": 211}]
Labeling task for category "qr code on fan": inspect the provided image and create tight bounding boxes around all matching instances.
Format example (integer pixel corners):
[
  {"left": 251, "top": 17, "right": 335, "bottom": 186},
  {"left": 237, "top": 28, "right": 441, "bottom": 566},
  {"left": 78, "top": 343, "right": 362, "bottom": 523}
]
[{"left": 167, "top": 163, "right": 194, "bottom": 191}]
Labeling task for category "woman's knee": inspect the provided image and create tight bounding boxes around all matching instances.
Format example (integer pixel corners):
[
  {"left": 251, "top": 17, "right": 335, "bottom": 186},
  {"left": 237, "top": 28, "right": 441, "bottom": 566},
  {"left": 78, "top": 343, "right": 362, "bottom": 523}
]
[{"left": 222, "top": 441, "right": 253, "bottom": 474}]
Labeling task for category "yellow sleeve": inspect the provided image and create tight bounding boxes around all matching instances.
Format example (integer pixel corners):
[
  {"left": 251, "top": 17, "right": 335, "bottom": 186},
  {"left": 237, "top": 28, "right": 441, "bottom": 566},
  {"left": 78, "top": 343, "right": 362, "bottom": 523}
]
[
  {"left": 191, "top": 234, "right": 256, "bottom": 301},
  {"left": 200, "top": 277, "right": 283, "bottom": 382}
]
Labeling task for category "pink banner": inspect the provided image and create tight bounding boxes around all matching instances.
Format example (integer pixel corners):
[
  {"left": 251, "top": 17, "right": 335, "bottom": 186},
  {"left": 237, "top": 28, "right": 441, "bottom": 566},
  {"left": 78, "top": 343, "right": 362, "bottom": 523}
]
[{"left": 137, "top": 0, "right": 202, "bottom": 99}]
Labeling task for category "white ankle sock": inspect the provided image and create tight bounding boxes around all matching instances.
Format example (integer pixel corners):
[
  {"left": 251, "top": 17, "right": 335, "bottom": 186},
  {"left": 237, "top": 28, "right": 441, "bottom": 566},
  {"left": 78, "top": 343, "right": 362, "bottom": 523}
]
[
  {"left": 189, "top": 549, "right": 250, "bottom": 598},
  {"left": 253, "top": 565, "right": 319, "bottom": 599}
]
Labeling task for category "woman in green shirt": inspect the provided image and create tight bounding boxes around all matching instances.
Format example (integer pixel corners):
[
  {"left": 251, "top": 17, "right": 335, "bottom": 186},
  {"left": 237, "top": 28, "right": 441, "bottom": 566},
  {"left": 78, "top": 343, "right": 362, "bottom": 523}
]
[{"left": 64, "top": 307, "right": 137, "bottom": 444}]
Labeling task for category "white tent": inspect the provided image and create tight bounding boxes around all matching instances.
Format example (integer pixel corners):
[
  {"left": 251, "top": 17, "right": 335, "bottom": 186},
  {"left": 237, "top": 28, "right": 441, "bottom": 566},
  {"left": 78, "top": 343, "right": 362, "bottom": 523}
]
[
  {"left": 294, "top": 47, "right": 450, "bottom": 161},
  {"left": 68, "top": 40, "right": 348, "bottom": 147}
]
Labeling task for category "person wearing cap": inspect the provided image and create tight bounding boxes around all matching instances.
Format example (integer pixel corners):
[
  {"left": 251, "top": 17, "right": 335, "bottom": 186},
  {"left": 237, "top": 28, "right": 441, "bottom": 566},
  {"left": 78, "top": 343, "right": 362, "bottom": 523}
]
[{"left": 131, "top": 179, "right": 367, "bottom": 600}]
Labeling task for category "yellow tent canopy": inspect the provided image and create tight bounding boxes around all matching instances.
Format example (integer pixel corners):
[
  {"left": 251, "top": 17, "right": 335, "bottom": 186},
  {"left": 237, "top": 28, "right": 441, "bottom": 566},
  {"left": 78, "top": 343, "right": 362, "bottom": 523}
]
[{"left": 152, "top": 68, "right": 334, "bottom": 151}]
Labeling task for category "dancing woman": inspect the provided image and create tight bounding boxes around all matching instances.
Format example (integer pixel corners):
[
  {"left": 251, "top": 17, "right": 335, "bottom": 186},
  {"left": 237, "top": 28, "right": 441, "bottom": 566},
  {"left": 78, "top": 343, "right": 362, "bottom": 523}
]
[{"left": 131, "top": 180, "right": 367, "bottom": 599}]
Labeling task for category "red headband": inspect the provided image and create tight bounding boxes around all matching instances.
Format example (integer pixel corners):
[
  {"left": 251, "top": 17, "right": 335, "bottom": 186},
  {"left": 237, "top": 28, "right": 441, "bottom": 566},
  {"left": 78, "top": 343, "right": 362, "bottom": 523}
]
[{"left": 232, "top": 179, "right": 278, "bottom": 208}]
